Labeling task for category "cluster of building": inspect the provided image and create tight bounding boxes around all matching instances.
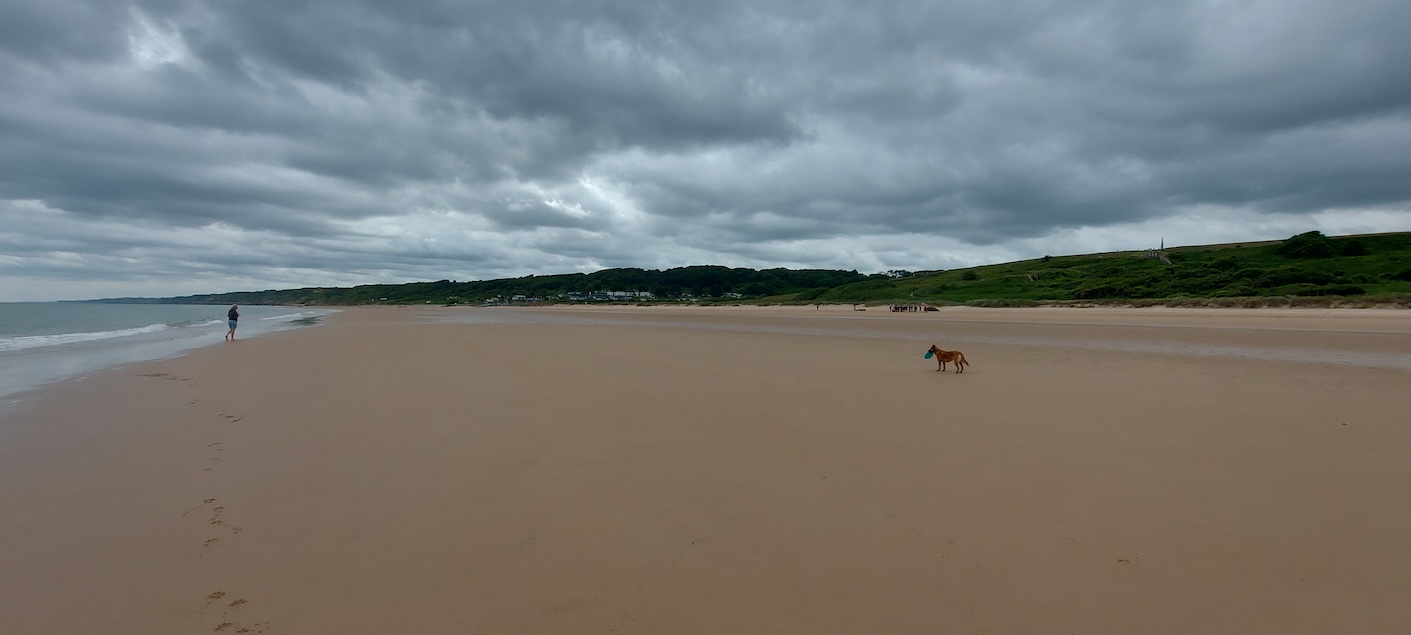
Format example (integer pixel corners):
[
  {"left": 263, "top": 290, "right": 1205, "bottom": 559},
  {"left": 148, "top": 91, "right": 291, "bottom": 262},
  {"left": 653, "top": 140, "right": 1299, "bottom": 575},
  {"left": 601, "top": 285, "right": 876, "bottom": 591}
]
[
  {"left": 481, "top": 290, "right": 656, "bottom": 305},
  {"left": 479, "top": 289, "right": 749, "bottom": 305}
]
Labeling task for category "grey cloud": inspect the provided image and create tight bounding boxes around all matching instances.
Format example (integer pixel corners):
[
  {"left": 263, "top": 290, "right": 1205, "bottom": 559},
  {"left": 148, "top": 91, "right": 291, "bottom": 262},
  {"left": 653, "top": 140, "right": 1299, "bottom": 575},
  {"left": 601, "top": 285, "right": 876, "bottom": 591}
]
[
  {"left": 0, "top": 1, "right": 130, "bottom": 65},
  {"left": 0, "top": 0, "right": 1406, "bottom": 300}
]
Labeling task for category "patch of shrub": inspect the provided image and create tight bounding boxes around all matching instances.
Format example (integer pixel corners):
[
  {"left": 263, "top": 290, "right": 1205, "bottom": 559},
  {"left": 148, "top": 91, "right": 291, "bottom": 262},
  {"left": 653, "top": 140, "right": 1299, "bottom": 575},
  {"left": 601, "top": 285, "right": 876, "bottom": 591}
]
[
  {"left": 1176, "top": 275, "right": 1228, "bottom": 293},
  {"left": 960, "top": 271, "right": 979, "bottom": 281},
  {"left": 1216, "top": 285, "right": 1259, "bottom": 297},
  {"left": 1210, "top": 255, "right": 1240, "bottom": 270},
  {"left": 1073, "top": 284, "right": 1128, "bottom": 299},
  {"left": 1273, "top": 283, "right": 1321, "bottom": 296},
  {"left": 1293, "top": 285, "right": 1367, "bottom": 297},
  {"left": 1255, "top": 267, "right": 1335, "bottom": 288},
  {"left": 964, "top": 298, "right": 1039, "bottom": 307},
  {"left": 1276, "top": 231, "right": 1336, "bottom": 258}
]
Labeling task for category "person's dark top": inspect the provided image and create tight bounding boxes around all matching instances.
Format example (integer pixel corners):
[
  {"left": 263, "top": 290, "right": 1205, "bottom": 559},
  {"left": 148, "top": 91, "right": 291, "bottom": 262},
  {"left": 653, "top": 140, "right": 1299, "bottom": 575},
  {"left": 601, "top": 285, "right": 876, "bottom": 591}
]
[{"left": 228, "top": 307, "right": 239, "bottom": 321}]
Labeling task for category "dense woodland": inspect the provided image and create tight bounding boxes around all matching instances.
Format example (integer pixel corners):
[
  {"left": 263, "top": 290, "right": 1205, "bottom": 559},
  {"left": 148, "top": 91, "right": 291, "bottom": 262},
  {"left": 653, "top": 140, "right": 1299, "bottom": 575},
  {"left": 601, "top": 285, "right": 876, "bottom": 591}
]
[{"left": 91, "top": 231, "right": 1410, "bottom": 306}]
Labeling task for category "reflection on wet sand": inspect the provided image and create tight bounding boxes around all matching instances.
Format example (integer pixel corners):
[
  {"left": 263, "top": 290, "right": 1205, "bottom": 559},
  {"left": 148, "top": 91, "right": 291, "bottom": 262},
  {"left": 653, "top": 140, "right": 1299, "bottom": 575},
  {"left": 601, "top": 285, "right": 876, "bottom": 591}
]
[{"left": 431, "top": 306, "right": 1411, "bottom": 370}]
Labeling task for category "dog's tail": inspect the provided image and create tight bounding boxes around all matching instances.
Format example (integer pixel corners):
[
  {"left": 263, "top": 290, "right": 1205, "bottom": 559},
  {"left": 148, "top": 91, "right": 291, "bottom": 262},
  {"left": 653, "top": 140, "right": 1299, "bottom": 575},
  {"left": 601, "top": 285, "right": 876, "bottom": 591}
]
[{"left": 958, "top": 352, "right": 970, "bottom": 369}]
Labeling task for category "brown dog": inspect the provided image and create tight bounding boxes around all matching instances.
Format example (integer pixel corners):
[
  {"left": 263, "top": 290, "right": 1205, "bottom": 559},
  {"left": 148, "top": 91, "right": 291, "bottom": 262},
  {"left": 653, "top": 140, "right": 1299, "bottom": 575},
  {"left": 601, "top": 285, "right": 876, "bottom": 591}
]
[{"left": 926, "top": 345, "right": 970, "bottom": 373}]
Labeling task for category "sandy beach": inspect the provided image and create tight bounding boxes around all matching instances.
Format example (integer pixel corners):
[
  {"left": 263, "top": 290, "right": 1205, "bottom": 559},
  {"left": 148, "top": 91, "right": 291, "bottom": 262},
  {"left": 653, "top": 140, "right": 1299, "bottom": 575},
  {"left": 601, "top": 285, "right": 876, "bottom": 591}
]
[{"left": 0, "top": 305, "right": 1406, "bottom": 634}]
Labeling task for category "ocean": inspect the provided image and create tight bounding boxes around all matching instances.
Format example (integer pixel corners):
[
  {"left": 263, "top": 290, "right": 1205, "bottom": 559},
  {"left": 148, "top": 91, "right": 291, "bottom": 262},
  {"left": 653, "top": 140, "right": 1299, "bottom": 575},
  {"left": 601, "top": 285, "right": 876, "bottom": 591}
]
[{"left": 0, "top": 302, "right": 336, "bottom": 404}]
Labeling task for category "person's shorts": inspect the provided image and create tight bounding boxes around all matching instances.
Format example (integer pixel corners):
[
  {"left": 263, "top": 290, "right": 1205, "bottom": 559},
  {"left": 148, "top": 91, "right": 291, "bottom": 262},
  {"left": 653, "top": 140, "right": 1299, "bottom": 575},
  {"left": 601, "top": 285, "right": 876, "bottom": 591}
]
[{"left": 228, "top": 320, "right": 238, "bottom": 330}]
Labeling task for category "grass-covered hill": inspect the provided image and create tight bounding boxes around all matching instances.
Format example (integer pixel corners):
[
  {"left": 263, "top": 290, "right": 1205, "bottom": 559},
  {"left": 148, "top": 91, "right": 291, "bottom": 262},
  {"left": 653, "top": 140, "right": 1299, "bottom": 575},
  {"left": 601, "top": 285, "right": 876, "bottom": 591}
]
[
  {"left": 794, "top": 231, "right": 1410, "bottom": 307},
  {"left": 92, "top": 231, "right": 1409, "bottom": 307},
  {"left": 95, "top": 266, "right": 872, "bottom": 306}
]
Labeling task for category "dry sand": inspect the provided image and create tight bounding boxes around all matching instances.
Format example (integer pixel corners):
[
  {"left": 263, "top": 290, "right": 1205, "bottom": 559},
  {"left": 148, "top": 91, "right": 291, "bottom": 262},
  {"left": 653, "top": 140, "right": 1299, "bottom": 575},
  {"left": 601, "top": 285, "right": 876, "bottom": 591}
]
[{"left": 0, "top": 305, "right": 1406, "bottom": 634}]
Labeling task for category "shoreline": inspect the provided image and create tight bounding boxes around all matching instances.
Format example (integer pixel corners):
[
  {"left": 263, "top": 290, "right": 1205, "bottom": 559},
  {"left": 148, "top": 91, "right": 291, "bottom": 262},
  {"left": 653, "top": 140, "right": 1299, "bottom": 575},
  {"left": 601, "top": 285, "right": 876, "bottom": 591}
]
[
  {"left": 1, "top": 306, "right": 1406, "bottom": 633},
  {"left": 0, "top": 304, "right": 337, "bottom": 405},
  {"left": 5, "top": 301, "right": 1403, "bottom": 408}
]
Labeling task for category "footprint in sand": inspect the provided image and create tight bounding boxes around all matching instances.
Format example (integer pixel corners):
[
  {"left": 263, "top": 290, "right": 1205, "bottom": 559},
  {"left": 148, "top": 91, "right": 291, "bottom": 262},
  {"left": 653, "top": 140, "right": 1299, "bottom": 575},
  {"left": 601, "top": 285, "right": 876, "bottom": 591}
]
[
  {"left": 208, "top": 594, "right": 269, "bottom": 633},
  {"left": 139, "top": 373, "right": 194, "bottom": 384},
  {"left": 208, "top": 506, "right": 243, "bottom": 534},
  {"left": 190, "top": 500, "right": 242, "bottom": 550},
  {"left": 182, "top": 498, "right": 218, "bottom": 517},
  {"left": 204, "top": 440, "right": 225, "bottom": 467}
]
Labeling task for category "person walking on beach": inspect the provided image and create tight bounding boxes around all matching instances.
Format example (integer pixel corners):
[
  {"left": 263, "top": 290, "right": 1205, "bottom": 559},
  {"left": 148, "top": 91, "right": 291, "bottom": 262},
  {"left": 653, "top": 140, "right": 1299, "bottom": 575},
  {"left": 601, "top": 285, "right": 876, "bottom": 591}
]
[{"left": 226, "top": 304, "right": 239, "bottom": 341}]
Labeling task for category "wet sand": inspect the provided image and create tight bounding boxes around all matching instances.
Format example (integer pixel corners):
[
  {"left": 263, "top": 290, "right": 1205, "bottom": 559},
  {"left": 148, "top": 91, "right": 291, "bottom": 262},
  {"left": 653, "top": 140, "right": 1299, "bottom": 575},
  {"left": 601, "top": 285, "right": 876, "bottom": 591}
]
[{"left": 0, "top": 305, "right": 1406, "bottom": 634}]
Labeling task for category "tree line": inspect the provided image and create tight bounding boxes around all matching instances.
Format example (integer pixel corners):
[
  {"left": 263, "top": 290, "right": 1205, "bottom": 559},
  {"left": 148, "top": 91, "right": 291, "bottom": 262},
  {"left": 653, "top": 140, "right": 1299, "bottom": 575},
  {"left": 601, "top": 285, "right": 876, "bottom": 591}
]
[
  {"left": 88, "top": 231, "right": 1410, "bottom": 306},
  {"left": 96, "top": 266, "right": 873, "bottom": 305}
]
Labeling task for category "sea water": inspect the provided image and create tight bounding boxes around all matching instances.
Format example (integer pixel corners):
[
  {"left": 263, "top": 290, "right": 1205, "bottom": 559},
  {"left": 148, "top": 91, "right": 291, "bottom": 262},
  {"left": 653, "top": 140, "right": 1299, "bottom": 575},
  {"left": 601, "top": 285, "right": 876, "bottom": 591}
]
[{"left": 0, "top": 303, "right": 336, "bottom": 403}]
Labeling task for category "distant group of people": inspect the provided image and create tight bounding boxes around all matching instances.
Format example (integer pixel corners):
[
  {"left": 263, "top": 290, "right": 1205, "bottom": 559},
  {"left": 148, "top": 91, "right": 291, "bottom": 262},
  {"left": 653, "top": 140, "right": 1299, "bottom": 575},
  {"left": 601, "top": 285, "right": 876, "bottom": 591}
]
[
  {"left": 225, "top": 304, "right": 239, "bottom": 341},
  {"left": 888, "top": 303, "right": 937, "bottom": 312}
]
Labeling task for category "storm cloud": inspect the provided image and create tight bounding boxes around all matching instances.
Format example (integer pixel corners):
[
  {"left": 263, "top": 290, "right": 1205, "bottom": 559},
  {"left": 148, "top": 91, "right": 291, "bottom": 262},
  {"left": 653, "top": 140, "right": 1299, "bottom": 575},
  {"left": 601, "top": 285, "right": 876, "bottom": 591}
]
[{"left": 1, "top": 0, "right": 1407, "bottom": 300}]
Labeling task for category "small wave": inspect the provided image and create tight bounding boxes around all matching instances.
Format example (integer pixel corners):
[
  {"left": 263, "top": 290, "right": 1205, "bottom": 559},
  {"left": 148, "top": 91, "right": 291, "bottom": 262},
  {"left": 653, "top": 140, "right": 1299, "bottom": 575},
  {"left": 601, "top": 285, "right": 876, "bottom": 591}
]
[
  {"left": 259, "top": 311, "right": 332, "bottom": 327},
  {"left": 0, "top": 323, "right": 171, "bottom": 352},
  {"left": 260, "top": 311, "right": 325, "bottom": 322},
  {"left": 172, "top": 318, "right": 226, "bottom": 328}
]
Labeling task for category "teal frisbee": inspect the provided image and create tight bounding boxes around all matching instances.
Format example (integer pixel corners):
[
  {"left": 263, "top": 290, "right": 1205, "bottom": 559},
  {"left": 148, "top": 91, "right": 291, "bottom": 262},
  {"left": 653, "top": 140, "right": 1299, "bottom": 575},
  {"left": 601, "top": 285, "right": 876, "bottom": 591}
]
[{"left": 924, "top": 350, "right": 934, "bottom": 359}]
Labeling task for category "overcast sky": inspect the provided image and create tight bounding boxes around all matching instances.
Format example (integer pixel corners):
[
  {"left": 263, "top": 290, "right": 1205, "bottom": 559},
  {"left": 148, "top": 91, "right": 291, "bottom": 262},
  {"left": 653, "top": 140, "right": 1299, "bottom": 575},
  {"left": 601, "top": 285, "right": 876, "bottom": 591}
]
[{"left": 2, "top": 0, "right": 1407, "bottom": 301}]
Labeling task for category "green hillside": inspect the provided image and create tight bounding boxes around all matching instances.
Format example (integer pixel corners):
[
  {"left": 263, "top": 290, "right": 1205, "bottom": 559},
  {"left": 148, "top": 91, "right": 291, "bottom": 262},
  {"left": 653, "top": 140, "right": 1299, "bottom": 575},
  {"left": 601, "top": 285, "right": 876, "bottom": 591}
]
[
  {"left": 91, "top": 231, "right": 1410, "bottom": 307},
  {"left": 800, "top": 231, "right": 1410, "bottom": 306},
  {"left": 94, "top": 266, "right": 871, "bottom": 306}
]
